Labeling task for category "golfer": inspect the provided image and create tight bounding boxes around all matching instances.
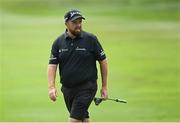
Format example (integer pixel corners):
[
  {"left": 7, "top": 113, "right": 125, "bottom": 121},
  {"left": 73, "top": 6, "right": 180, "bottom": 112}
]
[{"left": 47, "top": 9, "right": 108, "bottom": 122}]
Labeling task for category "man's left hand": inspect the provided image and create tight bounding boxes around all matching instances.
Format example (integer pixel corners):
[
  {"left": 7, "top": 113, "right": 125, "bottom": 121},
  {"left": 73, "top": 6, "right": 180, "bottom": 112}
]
[{"left": 101, "top": 87, "right": 108, "bottom": 99}]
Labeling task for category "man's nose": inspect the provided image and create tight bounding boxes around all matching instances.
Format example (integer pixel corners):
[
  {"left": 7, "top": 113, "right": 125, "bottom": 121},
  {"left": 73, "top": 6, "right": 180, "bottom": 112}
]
[{"left": 77, "top": 23, "right": 81, "bottom": 27}]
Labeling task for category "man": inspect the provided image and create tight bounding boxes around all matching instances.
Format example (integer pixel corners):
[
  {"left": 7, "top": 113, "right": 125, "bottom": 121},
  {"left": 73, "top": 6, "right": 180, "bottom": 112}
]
[{"left": 47, "top": 9, "right": 108, "bottom": 122}]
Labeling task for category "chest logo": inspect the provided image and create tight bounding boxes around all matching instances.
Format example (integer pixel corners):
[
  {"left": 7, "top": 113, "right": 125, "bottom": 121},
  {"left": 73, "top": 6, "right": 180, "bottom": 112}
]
[
  {"left": 59, "top": 49, "right": 68, "bottom": 53},
  {"left": 75, "top": 47, "right": 86, "bottom": 51}
]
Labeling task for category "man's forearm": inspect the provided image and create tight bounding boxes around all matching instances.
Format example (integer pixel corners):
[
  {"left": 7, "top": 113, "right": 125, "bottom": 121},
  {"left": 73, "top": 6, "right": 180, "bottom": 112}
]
[
  {"left": 47, "top": 64, "right": 57, "bottom": 89},
  {"left": 99, "top": 59, "right": 108, "bottom": 89}
]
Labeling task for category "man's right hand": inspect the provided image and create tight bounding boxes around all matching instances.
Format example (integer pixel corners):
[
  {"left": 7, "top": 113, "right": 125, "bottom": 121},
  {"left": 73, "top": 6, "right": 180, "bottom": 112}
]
[{"left": 49, "top": 87, "right": 57, "bottom": 102}]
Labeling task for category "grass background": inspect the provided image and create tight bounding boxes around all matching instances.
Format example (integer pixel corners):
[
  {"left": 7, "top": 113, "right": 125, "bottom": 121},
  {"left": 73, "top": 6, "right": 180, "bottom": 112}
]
[{"left": 0, "top": 0, "right": 180, "bottom": 122}]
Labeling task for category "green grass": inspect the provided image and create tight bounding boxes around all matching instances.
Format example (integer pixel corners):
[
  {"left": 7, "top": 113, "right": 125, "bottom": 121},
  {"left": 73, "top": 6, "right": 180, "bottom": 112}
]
[{"left": 0, "top": 0, "right": 180, "bottom": 122}]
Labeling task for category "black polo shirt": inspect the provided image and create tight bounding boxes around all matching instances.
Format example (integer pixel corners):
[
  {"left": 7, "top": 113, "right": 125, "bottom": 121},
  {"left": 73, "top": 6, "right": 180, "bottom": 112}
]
[{"left": 49, "top": 30, "right": 106, "bottom": 88}]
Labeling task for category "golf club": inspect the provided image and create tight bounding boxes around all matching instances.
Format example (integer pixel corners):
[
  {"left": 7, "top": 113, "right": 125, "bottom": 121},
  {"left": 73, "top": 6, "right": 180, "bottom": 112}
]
[{"left": 94, "top": 97, "right": 127, "bottom": 106}]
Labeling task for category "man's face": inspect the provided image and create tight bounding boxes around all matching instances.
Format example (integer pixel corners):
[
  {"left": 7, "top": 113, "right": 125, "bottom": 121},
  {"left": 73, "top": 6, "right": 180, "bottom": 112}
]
[{"left": 66, "top": 18, "right": 82, "bottom": 36}]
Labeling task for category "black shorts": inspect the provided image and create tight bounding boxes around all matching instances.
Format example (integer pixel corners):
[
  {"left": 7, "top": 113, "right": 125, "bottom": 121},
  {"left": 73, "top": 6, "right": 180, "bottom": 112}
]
[{"left": 61, "top": 82, "right": 97, "bottom": 120}]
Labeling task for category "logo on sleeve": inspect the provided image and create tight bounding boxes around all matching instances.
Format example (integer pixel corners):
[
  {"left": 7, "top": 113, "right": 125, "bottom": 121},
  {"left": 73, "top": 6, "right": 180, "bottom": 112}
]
[
  {"left": 49, "top": 54, "right": 57, "bottom": 60},
  {"left": 100, "top": 50, "right": 105, "bottom": 56}
]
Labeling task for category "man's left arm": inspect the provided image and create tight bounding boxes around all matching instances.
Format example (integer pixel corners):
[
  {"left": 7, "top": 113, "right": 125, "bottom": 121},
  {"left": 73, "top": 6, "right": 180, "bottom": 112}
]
[{"left": 99, "top": 58, "right": 108, "bottom": 99}]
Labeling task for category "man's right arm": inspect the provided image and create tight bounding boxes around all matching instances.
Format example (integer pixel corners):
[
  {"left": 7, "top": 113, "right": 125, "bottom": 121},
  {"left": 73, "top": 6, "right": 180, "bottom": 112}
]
[{"left": 47, "top": 64, "right": 58, "bottom": 101}]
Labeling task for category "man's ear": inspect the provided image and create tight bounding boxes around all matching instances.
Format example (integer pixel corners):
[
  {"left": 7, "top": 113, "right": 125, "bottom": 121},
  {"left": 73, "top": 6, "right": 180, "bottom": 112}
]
[{"left": 65, "top": 22, "right": 68, "bottom": 27}]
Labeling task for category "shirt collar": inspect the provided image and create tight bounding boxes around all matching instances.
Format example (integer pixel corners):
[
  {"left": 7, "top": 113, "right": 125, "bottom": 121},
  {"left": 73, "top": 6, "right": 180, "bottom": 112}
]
[{"left": 64, "top": 29, "right": 83, "bottom": 39}]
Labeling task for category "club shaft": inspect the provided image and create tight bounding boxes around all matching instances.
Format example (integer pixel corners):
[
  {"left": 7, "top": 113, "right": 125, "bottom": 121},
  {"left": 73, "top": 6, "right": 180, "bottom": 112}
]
[{"left": 106, "top": 98, "right": 127, "bottom": 103}]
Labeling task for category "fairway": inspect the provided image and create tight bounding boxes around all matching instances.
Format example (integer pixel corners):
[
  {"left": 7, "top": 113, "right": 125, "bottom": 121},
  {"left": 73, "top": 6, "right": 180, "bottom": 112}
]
[{"left": 0, "top": 0, "right": 180, "bottom": 122}]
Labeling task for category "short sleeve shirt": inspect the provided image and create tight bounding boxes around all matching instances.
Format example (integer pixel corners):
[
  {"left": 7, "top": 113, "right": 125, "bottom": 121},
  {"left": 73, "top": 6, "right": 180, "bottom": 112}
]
[{"left": 49, "top": 31, "right": 106, "bottom": 88}]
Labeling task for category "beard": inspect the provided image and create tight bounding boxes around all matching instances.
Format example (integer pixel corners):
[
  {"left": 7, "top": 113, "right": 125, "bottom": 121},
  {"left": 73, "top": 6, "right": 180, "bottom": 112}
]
[{"left": 69, "top": 27, "right": 82, "bottom": 36}]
